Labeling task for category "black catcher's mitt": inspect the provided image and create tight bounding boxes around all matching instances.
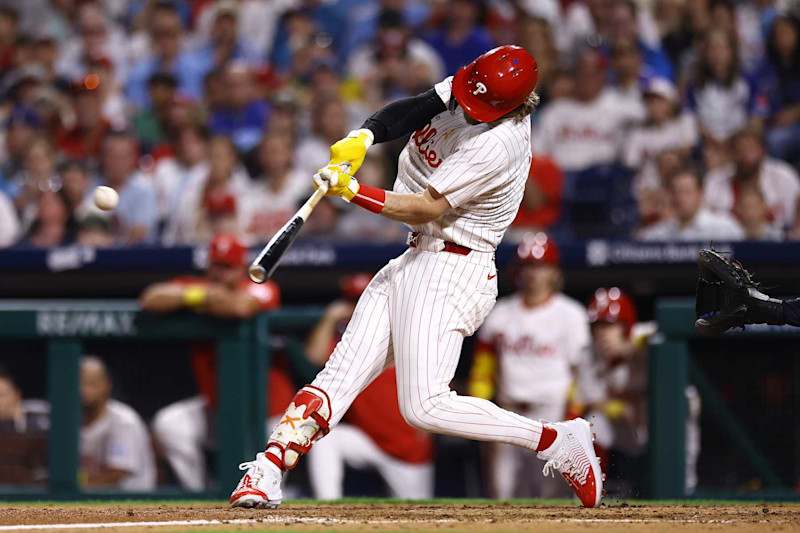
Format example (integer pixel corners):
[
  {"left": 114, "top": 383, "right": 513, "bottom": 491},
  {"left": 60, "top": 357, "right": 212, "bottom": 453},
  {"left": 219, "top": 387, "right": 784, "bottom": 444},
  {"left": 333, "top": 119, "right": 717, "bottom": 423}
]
[{"left": 695, "top": 249, "right": 784, "bottom": 335}]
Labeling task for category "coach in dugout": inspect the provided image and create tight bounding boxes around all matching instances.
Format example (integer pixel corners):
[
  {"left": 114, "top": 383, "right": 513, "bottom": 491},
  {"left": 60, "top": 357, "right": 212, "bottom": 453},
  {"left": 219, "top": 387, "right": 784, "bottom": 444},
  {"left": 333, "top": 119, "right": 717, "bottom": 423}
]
[
  {"left": 304, "top": 274, "right": 434, "bottom": 500},
  {"left": 140, "top": 233, "right": 285, "bottom": 490}
]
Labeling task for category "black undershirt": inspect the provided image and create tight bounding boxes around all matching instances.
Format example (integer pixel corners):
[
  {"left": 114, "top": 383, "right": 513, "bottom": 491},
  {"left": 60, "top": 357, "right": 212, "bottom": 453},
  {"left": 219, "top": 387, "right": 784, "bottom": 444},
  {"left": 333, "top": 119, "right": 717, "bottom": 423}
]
[{"left": 361, "top": 88, "right": 448, "bottom": 144}]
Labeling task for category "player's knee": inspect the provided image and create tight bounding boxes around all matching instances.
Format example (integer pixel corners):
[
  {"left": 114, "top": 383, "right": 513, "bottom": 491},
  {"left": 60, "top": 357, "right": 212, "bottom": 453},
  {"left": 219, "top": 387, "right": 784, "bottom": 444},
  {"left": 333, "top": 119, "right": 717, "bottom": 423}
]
[{"left": 397, "top": 399, "right": 430, "bottom": 431}]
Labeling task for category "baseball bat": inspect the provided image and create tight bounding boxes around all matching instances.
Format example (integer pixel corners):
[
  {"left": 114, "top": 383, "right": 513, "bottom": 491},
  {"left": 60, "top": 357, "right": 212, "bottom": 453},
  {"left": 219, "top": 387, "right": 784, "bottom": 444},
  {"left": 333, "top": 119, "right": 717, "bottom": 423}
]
[{"left": 248, "top": 182, "right": 329, "bottom": 283}]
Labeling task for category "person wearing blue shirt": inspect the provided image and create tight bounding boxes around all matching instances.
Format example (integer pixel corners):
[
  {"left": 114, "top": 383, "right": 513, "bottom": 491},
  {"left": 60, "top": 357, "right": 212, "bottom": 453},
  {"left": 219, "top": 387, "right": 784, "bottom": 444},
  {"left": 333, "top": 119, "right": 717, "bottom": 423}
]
[
  {"left": 753, "top": 15, "right": 800, "bottom": 164},
  {"left": 194, "top": 2, "right": 265, "bottom": 74},
  {"left": 125, "top": 3, "right": 208, "bottom": 109},
  {"left": 100, "top": 132, "right": 158, "bottom": 245},
  {"left": 343, "top": 0, "right": 431, "bottom": 60},
  {"left": 208, "top": 63, "right": 270, "bottom": 154},
  {"left": 424, "top": 0, "right": 495, "bottom": 76}
]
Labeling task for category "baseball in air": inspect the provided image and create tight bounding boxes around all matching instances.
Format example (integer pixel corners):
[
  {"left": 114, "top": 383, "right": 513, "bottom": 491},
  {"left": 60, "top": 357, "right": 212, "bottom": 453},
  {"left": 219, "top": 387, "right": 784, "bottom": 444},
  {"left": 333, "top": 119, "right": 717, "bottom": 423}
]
[{"left": 94, "top": 186, "right": 119, "bottom": 211}]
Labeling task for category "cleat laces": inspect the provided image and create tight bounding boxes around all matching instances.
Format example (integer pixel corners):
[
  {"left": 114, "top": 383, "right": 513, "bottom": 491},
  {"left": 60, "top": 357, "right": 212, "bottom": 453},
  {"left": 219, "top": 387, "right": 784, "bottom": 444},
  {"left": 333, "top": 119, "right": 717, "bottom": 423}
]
[{"left": 541, "top": 438, "right": 590, "bottom": 485}]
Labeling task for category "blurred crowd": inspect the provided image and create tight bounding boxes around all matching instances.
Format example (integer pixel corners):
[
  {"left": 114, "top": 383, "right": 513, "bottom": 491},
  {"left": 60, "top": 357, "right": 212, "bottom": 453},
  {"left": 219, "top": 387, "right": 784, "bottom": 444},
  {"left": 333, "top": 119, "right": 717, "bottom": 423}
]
[{"left": 1, "top": 0, "right": 800, "bottom": 249}]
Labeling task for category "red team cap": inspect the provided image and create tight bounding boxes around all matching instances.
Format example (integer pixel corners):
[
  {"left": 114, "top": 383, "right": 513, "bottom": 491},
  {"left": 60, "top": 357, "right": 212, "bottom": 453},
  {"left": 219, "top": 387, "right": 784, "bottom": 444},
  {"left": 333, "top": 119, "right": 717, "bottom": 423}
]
[
  {"left": 452, "top": 45, "right": 538, "bottom": 122},
  {"left": 209, "top": 233, "right": 248, "bottom": 267},
  {"left": 587, "top": 287, "right": 638, "bottom": 335},
  {"left": 515, "top": 232, "right": 560, "bottom": 266},
  {"left": 342, "top": 273, "right": 372, "bottom": 301}
]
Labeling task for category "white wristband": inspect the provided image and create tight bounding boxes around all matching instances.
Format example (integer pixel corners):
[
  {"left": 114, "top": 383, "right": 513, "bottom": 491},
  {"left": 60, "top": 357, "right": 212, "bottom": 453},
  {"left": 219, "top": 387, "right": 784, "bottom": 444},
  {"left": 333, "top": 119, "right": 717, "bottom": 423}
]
[{"left": 347, "top": 128, "right": 374, "bottom": 150}]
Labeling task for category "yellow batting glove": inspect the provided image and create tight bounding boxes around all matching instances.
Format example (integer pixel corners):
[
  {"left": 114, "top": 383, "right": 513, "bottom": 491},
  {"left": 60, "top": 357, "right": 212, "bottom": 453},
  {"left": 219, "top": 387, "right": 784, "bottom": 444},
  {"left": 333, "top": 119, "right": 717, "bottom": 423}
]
[
  {"left": 329, "top": 129, "right": 374, "bottom": 175},
  {"left": 314, "top": 164, "right": 360, "bottom": 202}
]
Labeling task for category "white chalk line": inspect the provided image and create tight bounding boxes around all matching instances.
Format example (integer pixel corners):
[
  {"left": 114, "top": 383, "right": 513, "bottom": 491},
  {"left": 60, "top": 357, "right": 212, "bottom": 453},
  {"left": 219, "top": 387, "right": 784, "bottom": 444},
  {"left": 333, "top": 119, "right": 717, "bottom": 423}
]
[{"left": 0, "top": 516, "right": 787, "bottom": 531}]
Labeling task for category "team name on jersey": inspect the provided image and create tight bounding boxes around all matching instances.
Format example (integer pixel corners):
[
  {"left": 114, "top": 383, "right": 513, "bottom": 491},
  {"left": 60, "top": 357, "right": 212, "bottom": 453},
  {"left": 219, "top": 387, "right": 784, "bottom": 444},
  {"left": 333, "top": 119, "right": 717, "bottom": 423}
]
[
  {"left": 412, "top": 123, "right": 443, "bottom": 168},
  {"left": 496, "top": 333, "right": 557, "bottom": 358}
]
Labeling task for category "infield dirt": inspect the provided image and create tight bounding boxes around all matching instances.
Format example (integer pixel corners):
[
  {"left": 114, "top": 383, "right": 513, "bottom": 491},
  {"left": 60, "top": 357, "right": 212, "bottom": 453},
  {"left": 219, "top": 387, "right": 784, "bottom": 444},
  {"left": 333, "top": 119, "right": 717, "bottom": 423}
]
[{"left": 1, "top": 502, "right": 799, "bottom": 532}]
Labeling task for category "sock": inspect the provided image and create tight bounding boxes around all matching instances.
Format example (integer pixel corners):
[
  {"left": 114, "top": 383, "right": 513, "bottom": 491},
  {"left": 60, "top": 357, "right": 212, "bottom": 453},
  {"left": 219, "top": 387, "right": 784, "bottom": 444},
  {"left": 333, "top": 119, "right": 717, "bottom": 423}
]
[
  {"left": 536, "top": 426, "right": 557, "bottom": 452},
  {"left": 264, "top": 445, "right": 284, "bottom": 471},
  {"left": 783, "top": 299, "right": 800, "bottom": 327}
]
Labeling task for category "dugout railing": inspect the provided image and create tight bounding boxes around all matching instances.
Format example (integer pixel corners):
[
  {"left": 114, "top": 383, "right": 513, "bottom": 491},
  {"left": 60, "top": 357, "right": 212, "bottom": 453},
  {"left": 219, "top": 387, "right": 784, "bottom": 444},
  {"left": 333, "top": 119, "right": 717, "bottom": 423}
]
[
  {"left": 652, "top": 299, "right": 800, "bottom": 500},
  {"left": 0, "top": 300, "right": 323, "bottom": 500}
]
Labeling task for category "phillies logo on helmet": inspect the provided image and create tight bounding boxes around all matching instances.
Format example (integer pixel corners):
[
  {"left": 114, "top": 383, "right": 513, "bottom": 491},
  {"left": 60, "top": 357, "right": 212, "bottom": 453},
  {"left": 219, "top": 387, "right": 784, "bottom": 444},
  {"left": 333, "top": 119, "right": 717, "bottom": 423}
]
[{"left": 472, "top": 82, "right": 488, "bottom": 96}]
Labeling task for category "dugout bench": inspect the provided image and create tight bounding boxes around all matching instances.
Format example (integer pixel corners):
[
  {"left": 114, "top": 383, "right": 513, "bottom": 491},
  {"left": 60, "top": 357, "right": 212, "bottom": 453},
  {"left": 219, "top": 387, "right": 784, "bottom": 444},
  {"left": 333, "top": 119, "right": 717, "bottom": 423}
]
[{"left": 0, "top": 300, "right": 323, "bottom": 500}]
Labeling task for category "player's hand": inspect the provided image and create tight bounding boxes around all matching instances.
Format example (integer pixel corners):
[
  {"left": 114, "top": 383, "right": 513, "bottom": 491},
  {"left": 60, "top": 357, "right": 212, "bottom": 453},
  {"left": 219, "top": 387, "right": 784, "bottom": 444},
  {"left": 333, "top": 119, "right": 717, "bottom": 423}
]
[
  {"left": 314, "top": 164, "right": 360, "bottom": 202},
  {"left": 328, "top": 129, "right": 374, "bottom": 175}
]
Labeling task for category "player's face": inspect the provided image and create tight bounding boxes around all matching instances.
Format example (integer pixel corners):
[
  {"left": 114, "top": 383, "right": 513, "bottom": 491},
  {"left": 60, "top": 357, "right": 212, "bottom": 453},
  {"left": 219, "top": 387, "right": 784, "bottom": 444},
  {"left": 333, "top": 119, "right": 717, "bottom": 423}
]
[
  {"left": 592, "top": 322, "right": 628, "bottom": 360},
  {"left": 518, "top": 263, "right": 559, "bottom": 296},
  {"left": 80, "top": 363, "right": 110, "bottom": 410},
  {"left": 208, "top": 262, "right": 244, "bottom": 288}
]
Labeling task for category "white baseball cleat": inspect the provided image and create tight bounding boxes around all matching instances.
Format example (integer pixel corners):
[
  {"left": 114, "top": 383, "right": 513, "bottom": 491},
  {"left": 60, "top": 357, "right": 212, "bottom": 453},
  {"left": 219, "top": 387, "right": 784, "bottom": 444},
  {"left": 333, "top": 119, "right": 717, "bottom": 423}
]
[
  {"left": 537, "top": 418, "right": 604, "bottom": 507},
  {"left": 229, "top": 452, "right": 283, "bottom": 508}
]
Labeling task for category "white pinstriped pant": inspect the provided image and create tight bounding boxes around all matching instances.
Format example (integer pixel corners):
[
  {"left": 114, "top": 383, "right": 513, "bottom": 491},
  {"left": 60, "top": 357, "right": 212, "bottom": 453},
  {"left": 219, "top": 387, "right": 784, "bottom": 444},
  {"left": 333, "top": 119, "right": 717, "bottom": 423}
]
[{"left": 312, "top": 246, "right": 545, "bottom": 451}]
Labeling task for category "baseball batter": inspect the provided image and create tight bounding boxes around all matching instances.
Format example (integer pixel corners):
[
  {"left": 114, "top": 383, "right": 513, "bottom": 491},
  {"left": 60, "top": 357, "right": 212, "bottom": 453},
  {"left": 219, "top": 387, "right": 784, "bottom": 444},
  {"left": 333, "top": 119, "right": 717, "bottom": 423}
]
[{"left": 230, "top": 45, "right": 603, "bottom": 508}]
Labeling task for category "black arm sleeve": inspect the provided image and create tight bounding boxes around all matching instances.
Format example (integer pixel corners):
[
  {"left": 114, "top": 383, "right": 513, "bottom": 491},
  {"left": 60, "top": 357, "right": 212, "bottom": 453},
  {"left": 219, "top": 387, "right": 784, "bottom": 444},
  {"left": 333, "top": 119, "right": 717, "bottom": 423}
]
[{"left": 361, "top": 88, "right": 448, "bottom": 144}]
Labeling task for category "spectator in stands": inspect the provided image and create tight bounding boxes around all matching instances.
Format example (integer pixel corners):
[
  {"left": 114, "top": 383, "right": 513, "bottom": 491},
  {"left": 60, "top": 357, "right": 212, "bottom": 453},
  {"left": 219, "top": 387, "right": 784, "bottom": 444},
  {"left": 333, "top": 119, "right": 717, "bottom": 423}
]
[
  {"left": 349, "top": 9, "right": 444, "bottom": 107},
  {"left": 533, "top": 49, "right": 643, "bottom": 172},
  {"left": 164, "top": 135, "right": 249, "bottom": 245},
  {"left": 305, "top": 273, "right": 434, "bottom": 499},
  {"left": 152, "top": 125, "right": 209, "bottom": 229},
  {"left": 76, "top": 214, "right": 114, "bottom": 248},
  {"left": 22, "top": 190, "right": 74, "bottom": 248},
  {"left": 634, "top": 148, "right": 687, "bottom": 232},
  {"left": 86, "top": 58, "right": 128, "bottom": 131},
  {"left": 640, "top": 168, "right": 744, "bottom": 241},
  {"left": 344, "top": 0, "right": 431, "bottom": 59},
  {"left": 194, "top": 1, "right": 263, "bottom": 72},
  {"left": 240, "top": 132, "right": 309, "bottom": 244},
  {"left": 296, "top": 98, "right": 349, "bottom": 179},
  {"left": 624, "top": 78, "right": 698, "bottom": 194},
  {"left": 608, "top": 36, "right": 647, "bottom": 107},
  {"left": 209, "top": 63, "right": 269, "bottom": 154},
  {"left": 754, "top": 15, "right": 800, "bottom": 165},
  {"left": 80, "top": 356, "right": 156, "bottom": 491},
  {"left": 509, "top": 155, "right": 564, "bottom": 237},
  {"left": 605, "top": 0, "right": 673, "bottom": 80},
  {"left": 0, "top": 6, "right": 19, "bottom": 73},
  {"left": 126, "top": 1, "right": 207, "bottom": 108},
  {"left": 142, "top": 233, "right": 281, "bottom": 490},
  {"left": 11, "top": 136, "right": 60, "bottom": 230},
  {"left": 686, "top": 28, "right": 759, "bottom": 169},
  {"left": 704, "top": 128, "right": 800, "bottom": 236},
  {"left": 0, "top": 188, "right": 18, "bottom": 247},
  {"left": 59, "top": 160, "right": 94, "bottom": 222},
  {"left": 55, "top": 3, "right": 130, "bottom": 88},
  {"left": 56, "top": 82, "right": 111, "bottom": 162},
  {"left": 514, "top": 16, "right": 561, "bottom": 107},
  {"left": 425, "top": 0, "right": 495, "bottom": 75},
  {"left": 736, "top": 186, "right": 784, "bottom": 241},
  {"left": 99, "top": 131, "right": 158, "bottom": 245},
  {"left": 1, "top": 106, "right": 42, "bottom": 188},
  {"left": 270, "top": 9, "right": 333, "bottom": 76},
  {"left": 132, "top": 73, "right": 177, "bottom": 154}
]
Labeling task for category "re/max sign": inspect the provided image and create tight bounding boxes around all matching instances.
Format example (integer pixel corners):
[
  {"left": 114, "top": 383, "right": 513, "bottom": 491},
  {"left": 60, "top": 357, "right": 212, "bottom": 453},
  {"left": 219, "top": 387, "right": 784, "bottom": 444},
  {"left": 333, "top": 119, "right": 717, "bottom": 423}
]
[{"left": 36, "top": 311, "right": 137, "bottom": 337}]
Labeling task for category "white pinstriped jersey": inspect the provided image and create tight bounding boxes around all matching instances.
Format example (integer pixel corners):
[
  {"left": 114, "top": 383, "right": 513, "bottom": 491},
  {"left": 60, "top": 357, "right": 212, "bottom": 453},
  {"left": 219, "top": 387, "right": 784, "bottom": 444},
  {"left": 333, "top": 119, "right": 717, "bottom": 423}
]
[{"left": 393, "top": 77, "right": 532, "bottom": 252}]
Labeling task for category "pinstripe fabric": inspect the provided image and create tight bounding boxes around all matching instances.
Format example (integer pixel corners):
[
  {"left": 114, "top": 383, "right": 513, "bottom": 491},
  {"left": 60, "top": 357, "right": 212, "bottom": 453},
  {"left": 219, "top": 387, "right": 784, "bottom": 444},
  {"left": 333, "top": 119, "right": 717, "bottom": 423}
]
[{"left": 311, "top": 247, "right": 544, "bottom": 451}]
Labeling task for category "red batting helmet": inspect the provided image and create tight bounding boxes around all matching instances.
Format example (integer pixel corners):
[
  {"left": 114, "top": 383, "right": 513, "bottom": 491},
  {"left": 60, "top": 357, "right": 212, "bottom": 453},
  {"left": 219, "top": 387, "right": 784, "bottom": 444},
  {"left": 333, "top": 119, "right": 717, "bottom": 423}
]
[
  {"left": 514, "top": 232, "right": 560, "bottom": 266},
  {"left": 209, "top": 233, "right": 247, "bottom": 267},
  {"left": 452, "top": 45, "right": 538, "bottom": 122},
  {"left": 342, "top": 273, "right": 372, "bottom": 301},
  {"left": 587, "top": 288, "right": 638, "bottom": 335}
]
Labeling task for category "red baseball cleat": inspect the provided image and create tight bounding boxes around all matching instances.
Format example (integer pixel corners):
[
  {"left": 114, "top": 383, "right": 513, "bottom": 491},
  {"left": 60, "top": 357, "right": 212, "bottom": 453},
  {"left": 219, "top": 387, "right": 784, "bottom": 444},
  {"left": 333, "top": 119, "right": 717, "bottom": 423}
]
[
  {"left": 537, "top": 418, "right": 604, "bottom": 507},
  {"left": 229, "top": 452, "right": 283, "bottom": 509}
]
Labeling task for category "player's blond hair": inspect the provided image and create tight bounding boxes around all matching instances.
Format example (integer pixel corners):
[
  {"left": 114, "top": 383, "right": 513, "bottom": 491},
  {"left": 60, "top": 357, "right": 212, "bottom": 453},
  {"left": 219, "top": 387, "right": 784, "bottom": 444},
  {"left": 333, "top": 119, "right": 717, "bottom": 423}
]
[{"left": 495, "top": 90, "right": 541, "bottom": 125}]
